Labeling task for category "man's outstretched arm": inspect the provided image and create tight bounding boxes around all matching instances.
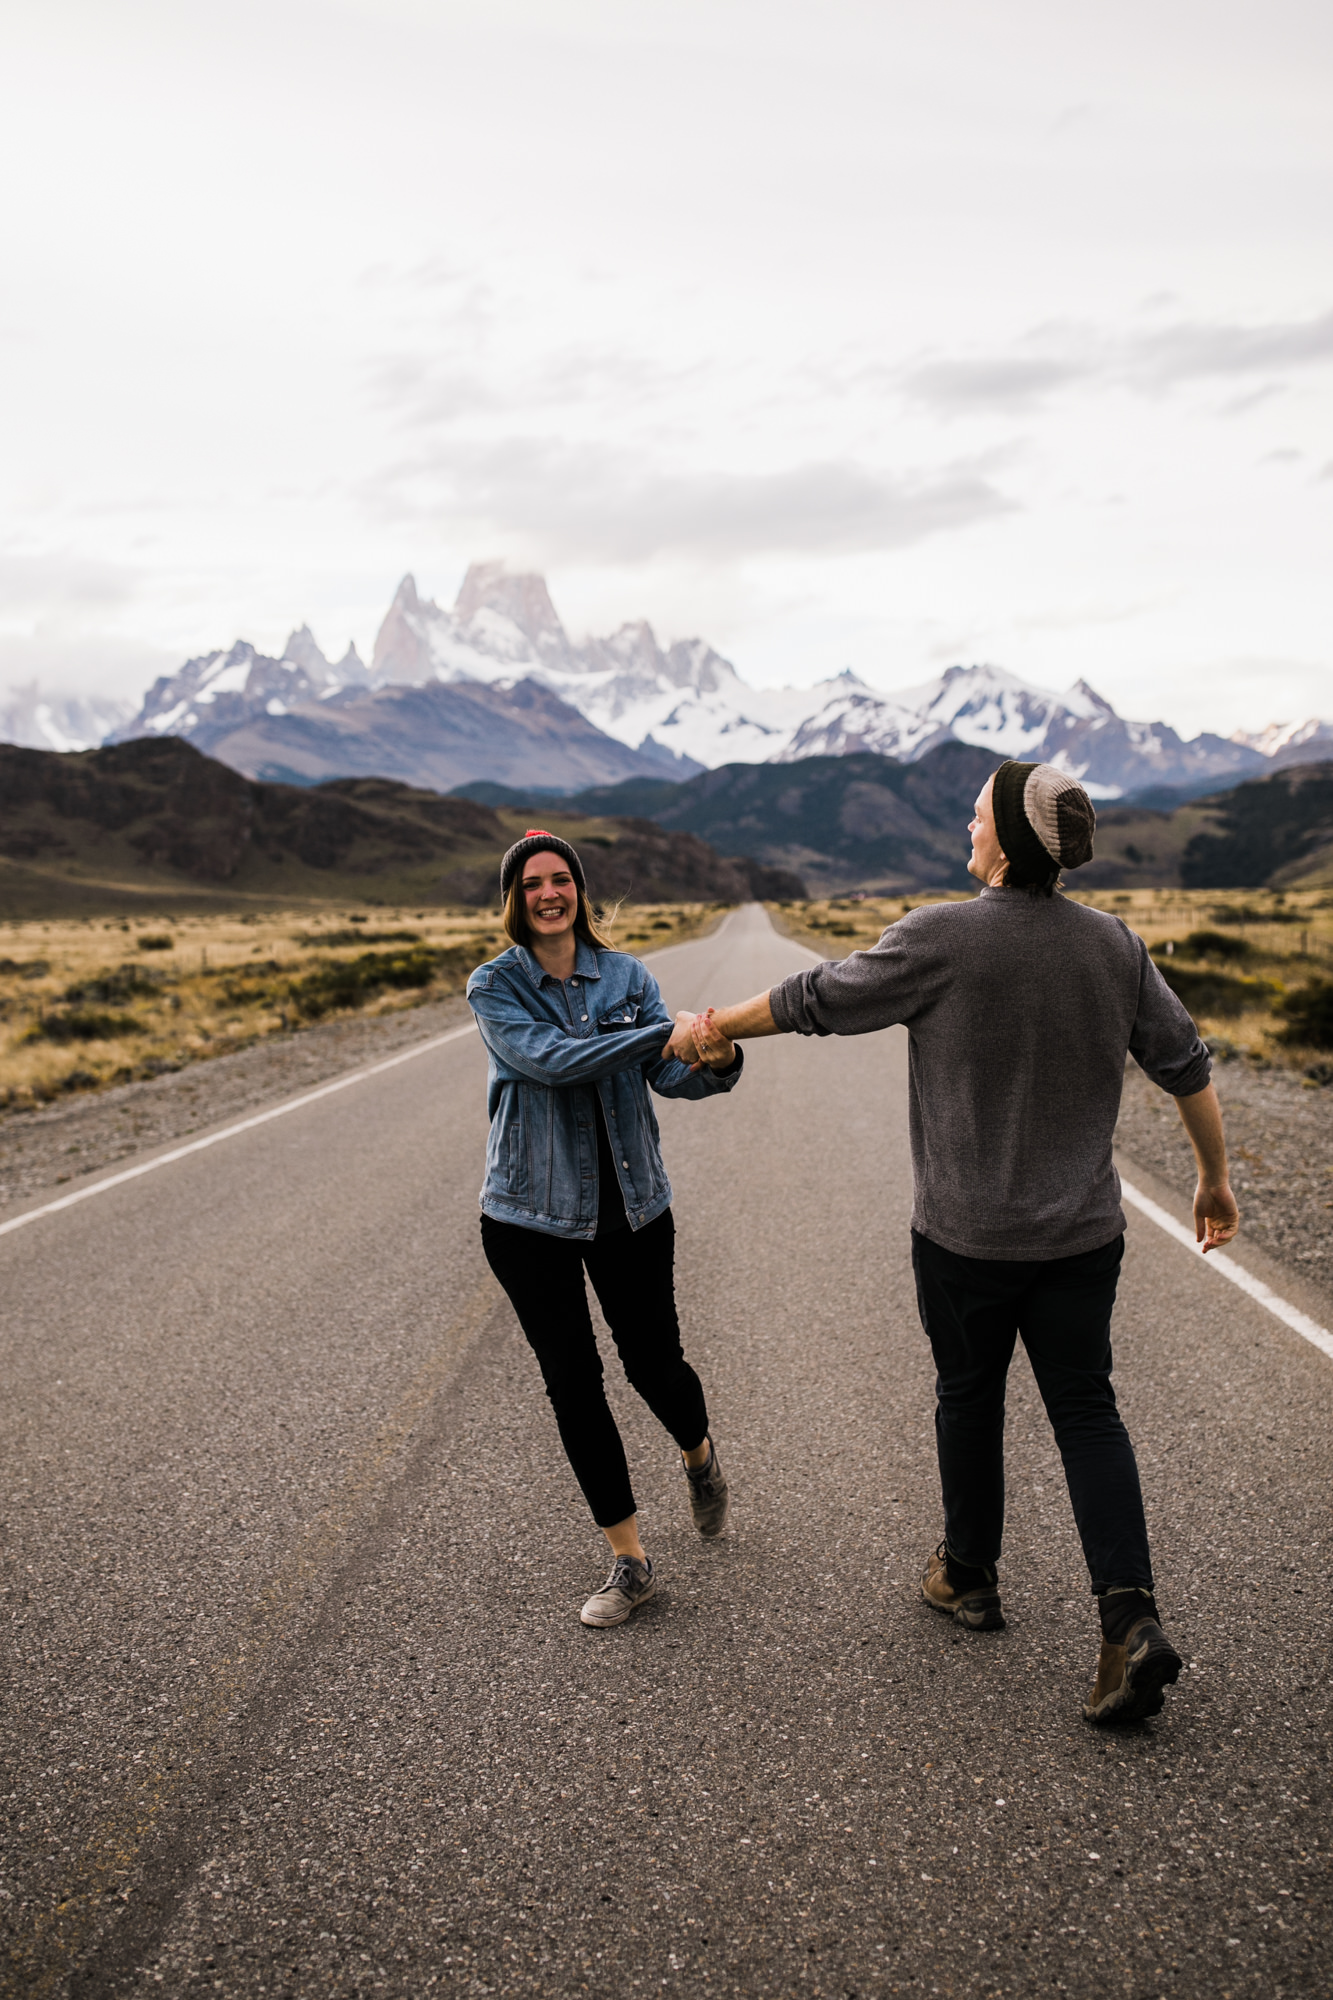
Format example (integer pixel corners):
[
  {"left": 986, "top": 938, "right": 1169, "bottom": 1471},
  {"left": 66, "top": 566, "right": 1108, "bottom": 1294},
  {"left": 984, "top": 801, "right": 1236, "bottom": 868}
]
[
  {"left": 1174, "top": 1081, "right": 1240, "bottom": 1253},
  {"left": 662, "top": 991, "right": 780, "bottom": 1065},
  {"left": 708, "top": 992, "right": 781, "bottom": 1041}
]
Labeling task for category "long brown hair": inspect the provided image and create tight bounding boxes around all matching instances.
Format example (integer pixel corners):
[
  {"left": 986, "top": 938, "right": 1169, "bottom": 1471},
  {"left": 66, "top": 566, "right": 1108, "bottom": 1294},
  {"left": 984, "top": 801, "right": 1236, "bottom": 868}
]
[{"left": 502, "top": 860, "right": 618, "bottom": 952}]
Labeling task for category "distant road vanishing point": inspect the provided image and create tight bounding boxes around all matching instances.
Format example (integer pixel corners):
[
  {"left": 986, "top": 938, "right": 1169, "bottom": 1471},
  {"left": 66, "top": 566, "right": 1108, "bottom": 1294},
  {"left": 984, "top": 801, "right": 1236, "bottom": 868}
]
[{"left": 2, "top": 905, "right": 1329, "bottom": 1997}]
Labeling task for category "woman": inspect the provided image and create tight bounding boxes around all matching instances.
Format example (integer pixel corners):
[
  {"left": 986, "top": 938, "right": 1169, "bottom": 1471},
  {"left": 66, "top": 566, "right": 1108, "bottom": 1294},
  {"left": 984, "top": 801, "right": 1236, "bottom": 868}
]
[{"left": 466, "top": 829, "right": 742, "bottom": 1627}]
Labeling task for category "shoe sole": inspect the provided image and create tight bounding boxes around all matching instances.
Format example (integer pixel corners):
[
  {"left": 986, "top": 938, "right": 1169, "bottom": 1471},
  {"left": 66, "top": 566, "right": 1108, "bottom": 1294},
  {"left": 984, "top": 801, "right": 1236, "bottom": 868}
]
[
  {"left": 922, "top": 1584, "right": 1006, "bottom": 1632},
  {"left": 580, "top": 1577, "right": 658, "bottom": 1628},
  {"left": 1084, "top": 1629, "right": 1183, "bottom": 1725}
]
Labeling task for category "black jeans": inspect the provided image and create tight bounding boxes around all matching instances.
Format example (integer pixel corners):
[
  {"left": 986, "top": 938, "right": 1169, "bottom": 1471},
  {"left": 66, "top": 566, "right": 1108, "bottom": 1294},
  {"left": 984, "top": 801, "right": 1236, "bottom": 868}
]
[
  {"left": 911, "top": 1230, "right": 1152, "bottom": 1594},
  {"left": 481, "top": 1209, "right": 708, "bottom": 1528}
]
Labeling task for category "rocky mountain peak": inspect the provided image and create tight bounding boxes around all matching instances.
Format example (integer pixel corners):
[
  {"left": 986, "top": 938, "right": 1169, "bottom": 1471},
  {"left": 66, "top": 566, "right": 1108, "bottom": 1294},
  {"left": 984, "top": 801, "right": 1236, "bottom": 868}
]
[
  {"left": 454, "top": 561, "right": 568, "bottom": 655},
  {"left": 282, "top": 625, "right": 331, "bottom": 677},
  {"left": 373, "top": 575, "right": 436, "bottom": 683}
]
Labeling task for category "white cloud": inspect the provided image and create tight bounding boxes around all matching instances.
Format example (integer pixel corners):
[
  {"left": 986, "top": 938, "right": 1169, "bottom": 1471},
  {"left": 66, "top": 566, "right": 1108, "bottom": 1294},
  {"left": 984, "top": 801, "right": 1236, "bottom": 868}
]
[
  {"left": 902, "top": 308, "right": 1333, "bottom": 413},
  {"left": 364, "top": 438, "right": 1014, "bottom": 563}
]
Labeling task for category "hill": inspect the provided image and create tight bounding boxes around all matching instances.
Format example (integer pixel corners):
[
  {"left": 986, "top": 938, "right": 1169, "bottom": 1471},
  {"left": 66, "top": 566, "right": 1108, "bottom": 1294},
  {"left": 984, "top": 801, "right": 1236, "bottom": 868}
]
[
  {"left": 457, "top": 750, "right": 1333, "bottom": 894},
  {"left": 455, "top": 743, "right": 1007, "bottom": 894},
  {"left": 0, "top": 739, "right": 804, "bottom": 920},
  {"left": 1180, "top": 760, "right": 1333, "bottom": 889}
]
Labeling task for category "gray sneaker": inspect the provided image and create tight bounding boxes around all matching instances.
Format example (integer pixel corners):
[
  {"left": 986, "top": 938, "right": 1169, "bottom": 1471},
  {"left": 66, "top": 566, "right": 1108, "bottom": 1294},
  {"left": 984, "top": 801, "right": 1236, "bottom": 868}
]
[
  {"left": 580, "top": 1554, "right": 657, "bottom": 1628},
  {"left": 684, "top": 1438, "right": 729, "bottom": 1538}
]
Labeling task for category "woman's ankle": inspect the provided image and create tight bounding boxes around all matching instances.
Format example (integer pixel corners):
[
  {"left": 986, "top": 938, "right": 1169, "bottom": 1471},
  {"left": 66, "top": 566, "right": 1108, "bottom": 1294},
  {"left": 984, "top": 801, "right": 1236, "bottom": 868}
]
[{"left": 603, "top": 1514, "right": 647, "bottom": 1566}]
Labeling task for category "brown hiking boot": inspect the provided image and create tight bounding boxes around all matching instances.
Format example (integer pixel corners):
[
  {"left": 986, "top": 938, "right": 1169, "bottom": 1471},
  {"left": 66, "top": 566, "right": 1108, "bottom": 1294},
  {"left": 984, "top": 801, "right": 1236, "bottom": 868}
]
[
  {"left": 921, "top": 1542, "right": 1005, "bottom": 1631},
  {"left": 1083, "top": 1616, "right": 1182, "bottom": 1724}
]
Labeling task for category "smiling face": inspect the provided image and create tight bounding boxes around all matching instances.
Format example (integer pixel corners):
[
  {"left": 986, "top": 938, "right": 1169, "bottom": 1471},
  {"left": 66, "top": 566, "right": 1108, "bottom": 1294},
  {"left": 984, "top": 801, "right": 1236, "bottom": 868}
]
[
  {"left": 968, "top": 776, "right": 1007, "bottom": 885},
  {"left": 521, "top": 850, "right": 579, "bottom": 943}
]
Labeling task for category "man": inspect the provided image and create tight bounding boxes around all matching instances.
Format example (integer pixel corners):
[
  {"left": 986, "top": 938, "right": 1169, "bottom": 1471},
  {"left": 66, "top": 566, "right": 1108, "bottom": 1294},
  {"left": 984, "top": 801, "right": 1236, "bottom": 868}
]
[{"left": 673, "top": 760, "right": 1239, "bottom": 1724}]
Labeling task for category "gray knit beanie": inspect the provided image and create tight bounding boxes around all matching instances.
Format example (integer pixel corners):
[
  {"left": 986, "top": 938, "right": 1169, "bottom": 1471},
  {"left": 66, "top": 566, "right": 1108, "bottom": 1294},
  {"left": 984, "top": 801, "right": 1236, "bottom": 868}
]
[
  {"left": 499, "top": 829, "right": 587, "bottom": 900},
  {"left": 991, "top": 762, "right": 1096, "bottom": 887}
]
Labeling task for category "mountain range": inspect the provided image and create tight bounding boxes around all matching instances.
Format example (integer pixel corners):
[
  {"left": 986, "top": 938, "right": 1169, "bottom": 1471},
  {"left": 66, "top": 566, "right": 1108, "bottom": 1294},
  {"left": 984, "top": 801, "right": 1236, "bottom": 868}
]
[{"left": 6, "top": 561, "right": 1329, "bottom": 801}]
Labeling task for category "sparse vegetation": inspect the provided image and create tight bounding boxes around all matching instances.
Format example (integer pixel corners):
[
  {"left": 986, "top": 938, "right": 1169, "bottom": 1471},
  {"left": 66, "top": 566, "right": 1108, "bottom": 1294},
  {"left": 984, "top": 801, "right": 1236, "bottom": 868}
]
[{"left": 0, "top": 901, "right": 723, "bottom": 1112}]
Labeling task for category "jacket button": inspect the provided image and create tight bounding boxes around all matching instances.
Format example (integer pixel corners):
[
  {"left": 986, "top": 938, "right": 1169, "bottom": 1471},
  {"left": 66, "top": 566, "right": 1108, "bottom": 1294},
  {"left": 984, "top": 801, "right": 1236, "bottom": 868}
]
[{"left": 622, "top": 1160, "right": 629, "bottom": 1169}]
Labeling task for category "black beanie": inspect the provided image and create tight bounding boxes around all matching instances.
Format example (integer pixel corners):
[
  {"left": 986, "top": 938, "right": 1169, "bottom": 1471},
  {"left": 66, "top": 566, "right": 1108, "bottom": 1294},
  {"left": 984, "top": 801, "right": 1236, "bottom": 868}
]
[
  {"left": 991, "top": 761, "right": 1096, "bottom": 887},
  {"left": 499, "top": 829, "right": 588, "bottom": 900}
]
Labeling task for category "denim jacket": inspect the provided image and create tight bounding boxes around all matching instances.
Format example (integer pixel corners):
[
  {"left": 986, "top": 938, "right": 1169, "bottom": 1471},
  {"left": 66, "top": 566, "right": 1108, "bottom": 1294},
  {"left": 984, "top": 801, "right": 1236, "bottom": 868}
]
[{"left": 466, "top": 937, "right": 744, "bottom": 1239}]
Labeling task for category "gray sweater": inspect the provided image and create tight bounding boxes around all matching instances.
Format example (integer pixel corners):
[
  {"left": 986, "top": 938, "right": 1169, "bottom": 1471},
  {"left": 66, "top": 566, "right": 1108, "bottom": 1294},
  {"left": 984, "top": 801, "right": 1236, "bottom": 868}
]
[{"left": 770, "top": 887, "right": 1211, "bottom": 1261}]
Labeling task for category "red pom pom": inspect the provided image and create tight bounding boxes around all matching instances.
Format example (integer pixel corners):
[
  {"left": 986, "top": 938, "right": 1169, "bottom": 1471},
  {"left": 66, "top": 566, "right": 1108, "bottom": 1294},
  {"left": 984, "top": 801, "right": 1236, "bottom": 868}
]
[{"left": 524, "top": 828, "right": 554, "bottom": 838}]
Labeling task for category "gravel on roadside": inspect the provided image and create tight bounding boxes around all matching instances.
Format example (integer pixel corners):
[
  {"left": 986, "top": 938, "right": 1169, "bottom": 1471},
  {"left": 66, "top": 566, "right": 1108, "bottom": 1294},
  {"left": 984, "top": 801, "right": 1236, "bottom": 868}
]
[
  {"left": 0, "top": 992, "right": 475, "bottom": 1211},
  {"left": 1116, "top": 1053, "right": 1333, "bottom": 1289}
]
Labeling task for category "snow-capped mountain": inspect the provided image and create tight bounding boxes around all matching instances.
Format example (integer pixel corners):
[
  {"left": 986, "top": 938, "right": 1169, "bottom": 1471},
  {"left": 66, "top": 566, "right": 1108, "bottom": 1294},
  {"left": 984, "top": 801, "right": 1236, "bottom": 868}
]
[
  {"left": 0, "top": 683, "right": 134, "bottom": 753},
  {"left": 115, "top": 627, "right": 370, "bottom": 748},
  {"left": 778, "top": 663, "right": 1267, "bottom": 797},
  {"left": 1231, "top": 717, "right": 1333, "bottom": 766},
  {"left": 98, "top": 558, "right": 1328, "bottom": 799},
  {"left": 369, "top": 566, "right": 1285, "bottom": 796},
  {"left": 371, "top": 564, "right": 860, "bottom": 771}
]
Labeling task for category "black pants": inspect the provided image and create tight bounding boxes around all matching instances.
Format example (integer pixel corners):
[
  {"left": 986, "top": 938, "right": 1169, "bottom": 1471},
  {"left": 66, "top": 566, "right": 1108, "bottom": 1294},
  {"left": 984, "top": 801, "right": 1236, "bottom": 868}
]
[
  {"left": 481, "top": 1209, "right": 709, "bottom": 1528},
  {"left": 911, "top": 1230, "right": 1152, "bottom": 1594}
]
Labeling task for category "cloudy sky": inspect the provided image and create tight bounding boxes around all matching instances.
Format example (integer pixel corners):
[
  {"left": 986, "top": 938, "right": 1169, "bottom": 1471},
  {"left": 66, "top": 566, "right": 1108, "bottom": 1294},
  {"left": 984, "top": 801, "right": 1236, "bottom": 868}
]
[{"left": 2, "top": 0, "right": 1330, "bottom": 735}]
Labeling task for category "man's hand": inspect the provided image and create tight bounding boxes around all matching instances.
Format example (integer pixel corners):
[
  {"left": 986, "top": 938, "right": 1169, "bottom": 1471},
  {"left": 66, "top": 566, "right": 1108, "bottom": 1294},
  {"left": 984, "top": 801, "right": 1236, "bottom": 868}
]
[
  {"left": 692, "top": 1006, "right": 738, "bottom": 1069},
  {"left": 1176, "top": 1082, "right": 1240, "bottom": 1253},
  {"left": 1195, "top": 1180, "right": 1240, "bottom": 1254}
]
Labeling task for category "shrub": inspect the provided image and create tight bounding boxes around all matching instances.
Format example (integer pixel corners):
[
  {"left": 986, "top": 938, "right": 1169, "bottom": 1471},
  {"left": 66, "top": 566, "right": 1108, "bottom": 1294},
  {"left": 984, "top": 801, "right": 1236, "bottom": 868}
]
[
  {"left": 62, "top": 966, "right": 162, "bottom": 1004},
  {"left": 1180, "top": 929, "right": 1255, "bottom": 961},
  {"left": 28, "top": 1009, "right": 142, "bottom": 1043},
  {"left": 1209, "top": 903, "right": 1302, "bottom": 925},
  {"left": 137, "top": 934, "right": 175, "bottom": 951},
  {"left": 291, "top": 928, "right": 421, "bottom": 948},
  {"left": 1277, "top": 979, "right": 1333, "bottom": 1050},
  {"left": 1155, "top": 964, "right": 1274, "bottom": 1019},
  {"left": 1154, "top": 931, "right": 1254, "bottom": 963},
  {"left": 286, "top": 945, "right": 444, "bottom": 1020}
]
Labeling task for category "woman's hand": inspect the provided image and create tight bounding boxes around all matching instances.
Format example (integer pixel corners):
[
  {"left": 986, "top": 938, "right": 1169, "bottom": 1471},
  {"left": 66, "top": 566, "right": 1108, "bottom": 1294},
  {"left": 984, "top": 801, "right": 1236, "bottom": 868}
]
[
  {"left": 663, "top": 1011, "right": 704, "bottom": 1069},
  {"left": 693, "top": 1007, "right": 737, "bottom": 1069}
]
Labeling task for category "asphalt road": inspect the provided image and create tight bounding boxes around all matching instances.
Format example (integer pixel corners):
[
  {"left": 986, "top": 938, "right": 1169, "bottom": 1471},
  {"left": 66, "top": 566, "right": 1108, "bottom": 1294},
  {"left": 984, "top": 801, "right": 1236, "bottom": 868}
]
[{"left": 2, "top": 903, "right": 1329, "bottom": 2000}]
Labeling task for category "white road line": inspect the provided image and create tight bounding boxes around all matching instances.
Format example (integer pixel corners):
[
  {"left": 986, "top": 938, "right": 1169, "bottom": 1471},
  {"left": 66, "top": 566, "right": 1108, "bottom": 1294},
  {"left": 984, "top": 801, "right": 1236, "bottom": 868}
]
[
  {"left": 0, "top": 1021, "right": 479, "bottom": 1241},
  {"left": 1120, "top": 1177, "right": 1333, "bottom": 1363}
]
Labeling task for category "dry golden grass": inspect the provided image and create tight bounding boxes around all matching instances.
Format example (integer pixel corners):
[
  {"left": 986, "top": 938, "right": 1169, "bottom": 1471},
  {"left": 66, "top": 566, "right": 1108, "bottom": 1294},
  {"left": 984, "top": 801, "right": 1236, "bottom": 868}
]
[
  {"left": 0, "top": 901, "right": 724, "bottom": 1111},
  {"left": 768, "top": 885, "right": 1333, "bottom": 1072}
]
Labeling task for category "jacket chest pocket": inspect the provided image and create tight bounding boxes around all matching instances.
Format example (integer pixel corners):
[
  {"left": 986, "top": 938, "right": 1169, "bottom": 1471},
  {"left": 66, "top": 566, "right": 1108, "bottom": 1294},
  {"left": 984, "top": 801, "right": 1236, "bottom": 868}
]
[{"left": 596, "top": 1000, "right": 641, "bottom": 1031}]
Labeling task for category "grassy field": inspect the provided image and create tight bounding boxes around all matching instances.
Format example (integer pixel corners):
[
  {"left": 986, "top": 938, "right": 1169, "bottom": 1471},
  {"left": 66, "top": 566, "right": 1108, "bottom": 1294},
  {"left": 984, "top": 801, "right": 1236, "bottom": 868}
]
[
  {"left": 770, "top": 885, "right": 1333, "bottom": 1075},
  {"left": 0, "top": 902, "right": 725, "bottom": 1112}
]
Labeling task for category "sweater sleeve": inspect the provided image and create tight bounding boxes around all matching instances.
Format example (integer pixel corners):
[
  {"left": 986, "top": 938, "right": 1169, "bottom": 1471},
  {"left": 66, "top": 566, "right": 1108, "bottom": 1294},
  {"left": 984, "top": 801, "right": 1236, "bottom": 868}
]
[
  {"left": 1127, "top": 937, "right": 1213, "bottom": 1097},
  {"left": 769, "top": 924, "right": 923, "bottom": 1037}
]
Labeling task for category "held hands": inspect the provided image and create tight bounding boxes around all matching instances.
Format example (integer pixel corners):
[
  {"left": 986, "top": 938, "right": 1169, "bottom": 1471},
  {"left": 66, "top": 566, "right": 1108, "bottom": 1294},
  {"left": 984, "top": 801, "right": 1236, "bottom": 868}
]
[
  {"left": 693, "top": 1007, "right": 737, "bottom": 1068},
  {"left": 661, "top": 1007, "right": 737, "bottom": 1071}
]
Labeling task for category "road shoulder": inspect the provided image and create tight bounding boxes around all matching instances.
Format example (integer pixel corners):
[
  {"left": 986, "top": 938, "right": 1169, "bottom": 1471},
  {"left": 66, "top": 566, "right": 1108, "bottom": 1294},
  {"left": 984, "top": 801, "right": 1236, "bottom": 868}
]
[{"left": 1115, "top": 1140, "right": 1333, "bottom": 1351}]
